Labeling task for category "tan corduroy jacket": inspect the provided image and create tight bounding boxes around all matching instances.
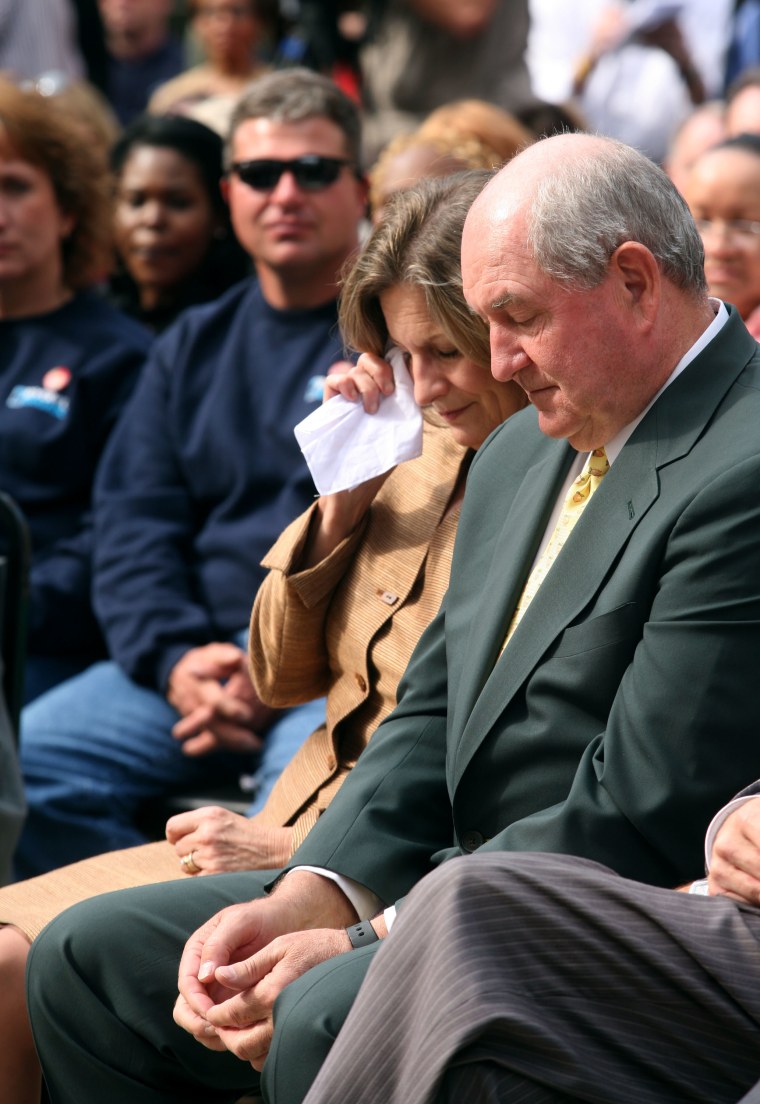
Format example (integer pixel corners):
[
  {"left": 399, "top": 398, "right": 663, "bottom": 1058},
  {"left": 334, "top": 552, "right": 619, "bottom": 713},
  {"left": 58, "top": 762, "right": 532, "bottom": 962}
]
[{"left": 250, "top": 422, "right": 468, "bottom": 851}]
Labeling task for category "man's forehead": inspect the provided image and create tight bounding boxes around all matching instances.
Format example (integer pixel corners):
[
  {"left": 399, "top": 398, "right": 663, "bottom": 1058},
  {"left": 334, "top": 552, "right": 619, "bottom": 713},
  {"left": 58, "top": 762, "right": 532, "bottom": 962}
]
[
  {"left": 231, "top": 115, "right": 347, "bottom": 158},
  {"left": 463, "top": 205, "right": 528, "bottom": 287}
]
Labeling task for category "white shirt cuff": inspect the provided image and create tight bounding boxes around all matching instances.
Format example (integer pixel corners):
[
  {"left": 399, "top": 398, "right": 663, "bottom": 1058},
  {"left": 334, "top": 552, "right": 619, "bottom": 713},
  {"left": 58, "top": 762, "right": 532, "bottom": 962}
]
[
  {"left": 704, "top": 795, "right": 760, "bottom": 870},
  {"left": 288, "top": 865, "right": 383, "bottom": 921},
  {"left": 688, "top": 878, "right": 710, "bottom": 895}
]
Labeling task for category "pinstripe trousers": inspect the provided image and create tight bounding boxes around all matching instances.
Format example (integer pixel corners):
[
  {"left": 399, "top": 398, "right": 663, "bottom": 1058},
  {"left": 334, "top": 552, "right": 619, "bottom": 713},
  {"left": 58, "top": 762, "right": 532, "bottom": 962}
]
[{"left": 302, "top": 853, "right": 760, "bottom": 1104}]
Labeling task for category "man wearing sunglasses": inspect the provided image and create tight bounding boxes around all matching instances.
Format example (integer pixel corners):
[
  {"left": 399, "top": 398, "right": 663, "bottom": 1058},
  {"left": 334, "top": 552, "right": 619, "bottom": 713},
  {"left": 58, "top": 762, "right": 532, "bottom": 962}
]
[{"left": 15, "top": 68, "right": 368, "bottom": 877}]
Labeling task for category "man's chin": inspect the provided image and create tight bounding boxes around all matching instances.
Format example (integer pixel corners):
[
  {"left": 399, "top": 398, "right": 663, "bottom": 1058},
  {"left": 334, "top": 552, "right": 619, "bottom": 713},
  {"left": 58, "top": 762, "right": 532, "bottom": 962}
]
[{"left": 536, "top": 411, "right": 575, "bottom": 440}]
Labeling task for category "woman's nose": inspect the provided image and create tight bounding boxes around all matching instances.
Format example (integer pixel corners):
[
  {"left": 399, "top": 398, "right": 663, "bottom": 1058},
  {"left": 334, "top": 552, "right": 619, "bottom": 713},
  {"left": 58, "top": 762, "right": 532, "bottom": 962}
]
[{"left": 410, "top": 357, "right": 448, "bottom": 406}]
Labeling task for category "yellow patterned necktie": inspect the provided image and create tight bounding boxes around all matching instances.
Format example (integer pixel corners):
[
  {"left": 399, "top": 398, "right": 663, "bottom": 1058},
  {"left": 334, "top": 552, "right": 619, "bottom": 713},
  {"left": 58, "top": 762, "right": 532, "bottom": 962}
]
[{"left": 501, "top": 447, "right": 610, "bottom": 654}]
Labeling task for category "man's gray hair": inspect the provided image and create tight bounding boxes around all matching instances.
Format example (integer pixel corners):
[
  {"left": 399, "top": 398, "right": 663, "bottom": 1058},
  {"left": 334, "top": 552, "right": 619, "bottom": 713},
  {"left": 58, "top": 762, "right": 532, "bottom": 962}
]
[
  {"left": 225, "top": 68, "right": 362, "bottom": 169},
  {"left": 526, "top": 139, "right": 707, "bottom": 294}
]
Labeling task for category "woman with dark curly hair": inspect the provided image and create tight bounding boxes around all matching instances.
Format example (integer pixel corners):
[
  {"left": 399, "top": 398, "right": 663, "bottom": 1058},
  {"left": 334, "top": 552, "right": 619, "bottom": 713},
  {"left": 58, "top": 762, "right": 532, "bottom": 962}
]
[{"left": 0, "top": 77, "right": 151, "bottom": 702}]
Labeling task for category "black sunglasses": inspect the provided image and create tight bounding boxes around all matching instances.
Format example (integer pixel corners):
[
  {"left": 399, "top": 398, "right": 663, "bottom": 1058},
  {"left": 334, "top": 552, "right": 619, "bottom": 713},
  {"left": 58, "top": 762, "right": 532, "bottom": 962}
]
[{"left": 230, "top": 155, "right": 354, "bottom": 192}]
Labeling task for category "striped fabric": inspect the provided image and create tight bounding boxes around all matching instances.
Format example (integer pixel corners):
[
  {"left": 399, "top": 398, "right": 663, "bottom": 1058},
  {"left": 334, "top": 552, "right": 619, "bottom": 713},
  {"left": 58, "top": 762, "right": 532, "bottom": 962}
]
[
  {"left": 303, "top": 853, "right": 760, "bottom": 1104},
  {"left": 250, "top": 422, "right": 467, "bottom": 849},
  {"left": 0, "top": 0, "right": 83, "bottom": 81}
]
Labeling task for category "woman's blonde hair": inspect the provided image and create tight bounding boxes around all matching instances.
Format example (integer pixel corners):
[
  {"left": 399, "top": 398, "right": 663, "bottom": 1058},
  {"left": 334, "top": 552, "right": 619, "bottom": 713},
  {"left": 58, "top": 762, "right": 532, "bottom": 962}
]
[
  {"left": 419, "top": 99, "right": 533, "bottom": 164},
  {"left": 0, "top": 77, "right": 113, "bottom": 289},
  {"left": 340, "top": 171, "right": 492, "bottom": 369}
]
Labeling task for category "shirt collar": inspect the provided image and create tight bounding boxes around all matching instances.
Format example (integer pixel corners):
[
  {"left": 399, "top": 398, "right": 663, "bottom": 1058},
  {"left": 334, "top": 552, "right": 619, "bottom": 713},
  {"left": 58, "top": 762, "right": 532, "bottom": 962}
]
[{"left": 603, "top": 298, "right": 728, "bottom": 465}]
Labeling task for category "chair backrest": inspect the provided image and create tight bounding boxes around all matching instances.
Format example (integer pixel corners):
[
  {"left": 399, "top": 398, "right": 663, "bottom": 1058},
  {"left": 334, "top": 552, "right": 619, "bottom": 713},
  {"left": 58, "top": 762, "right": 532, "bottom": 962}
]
[{"left": 0, "top": 493, "right": 30, "bottom": 739}]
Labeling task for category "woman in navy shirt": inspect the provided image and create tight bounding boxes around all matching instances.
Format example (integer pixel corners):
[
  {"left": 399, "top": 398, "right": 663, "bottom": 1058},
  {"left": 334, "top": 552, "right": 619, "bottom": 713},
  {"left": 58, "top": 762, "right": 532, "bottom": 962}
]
[{"left": 0, "top": 78, "right": 151, "bottom": 701}]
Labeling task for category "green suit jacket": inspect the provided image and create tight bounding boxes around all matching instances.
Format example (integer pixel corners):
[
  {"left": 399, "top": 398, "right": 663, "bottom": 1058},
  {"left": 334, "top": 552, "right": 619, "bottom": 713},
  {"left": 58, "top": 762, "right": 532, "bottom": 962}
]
[{"left": 291, "top": 307, "right": 760, "bottom": 899}]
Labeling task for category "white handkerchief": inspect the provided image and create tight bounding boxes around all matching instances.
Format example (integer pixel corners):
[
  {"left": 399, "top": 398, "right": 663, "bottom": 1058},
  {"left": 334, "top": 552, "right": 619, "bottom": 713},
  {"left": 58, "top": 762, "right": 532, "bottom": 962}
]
[{"left": 293, "top": 347, "right": 423, "bottom": 495}]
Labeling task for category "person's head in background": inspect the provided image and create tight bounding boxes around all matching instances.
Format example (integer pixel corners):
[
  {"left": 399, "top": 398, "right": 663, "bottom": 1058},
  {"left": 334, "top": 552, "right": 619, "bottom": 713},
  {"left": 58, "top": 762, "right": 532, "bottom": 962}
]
[
  {"left": 369, "top": 132, "right": 493, "bottom": 223},
  {"left": 340, "top": 171, "right": 527, "bottom": 450},
  {"left": 682, "top": 132, "right": 760, "bottom": 334},
  {"left": 368, "top": 101, "right": 533, "bottom": 223},
  {"left": 98, "top": 0, "right": 176, "bottom": 59},
  {"left": 109, "top": 112, "right": 249, "bottom": 330},
  {"left": 0, "top": 77, "right": 112, "bottom": 318},
  {"left": 18, "top": 70, "right": 121, "bottom": 168},
  {"left": 221, "top": 67, "right": 366, "bottom": 309},
  {"left": 726, "top": 67, "right": 760, "bottom": 137},
  {"left": 664, "top": 101, "right": 726, "bottom": 196},
  {"left": 188, "top": 0, "right": 273, "bottom": 76},
  {"left": 419, "top": 100, "right": 533, "bottom": 165}
]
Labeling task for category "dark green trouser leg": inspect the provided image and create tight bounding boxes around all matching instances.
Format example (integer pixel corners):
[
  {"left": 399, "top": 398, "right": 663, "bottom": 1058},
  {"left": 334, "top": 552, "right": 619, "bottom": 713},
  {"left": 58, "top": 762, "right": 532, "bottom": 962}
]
[
  {"left": 27, "top": 872, "right": 275, "bottom": 1104},
  {"left": 263, "top": 942, "right": 380, "bottom": 1104}
]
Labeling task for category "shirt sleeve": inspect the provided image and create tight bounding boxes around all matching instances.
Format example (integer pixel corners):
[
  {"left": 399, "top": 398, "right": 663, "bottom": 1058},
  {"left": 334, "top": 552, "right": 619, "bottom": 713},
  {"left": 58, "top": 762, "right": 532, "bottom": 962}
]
[{"left": 287, "top": 865, "right": 384, "bottom": 921}]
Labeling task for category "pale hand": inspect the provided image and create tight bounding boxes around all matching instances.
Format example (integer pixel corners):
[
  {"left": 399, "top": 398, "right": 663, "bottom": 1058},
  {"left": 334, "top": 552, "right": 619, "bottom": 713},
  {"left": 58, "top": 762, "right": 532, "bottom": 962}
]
[
  {"left": 174, "top": 870, "right": 357, "bottom": 1048},
  {"left": 167, "top": 806, "right": 294, "bottom": 874},
  {"left": 167, "top": 643, "right": 279, "bottom": 756},
  {"left": 708, "top": 797, "right": 760, "bottom": 904},
  {"left": 198, "top": 928, "right": 352, "bottom": 1069},
  {"left": 303, "top": 353, "right": 396, "bottom": 567}
]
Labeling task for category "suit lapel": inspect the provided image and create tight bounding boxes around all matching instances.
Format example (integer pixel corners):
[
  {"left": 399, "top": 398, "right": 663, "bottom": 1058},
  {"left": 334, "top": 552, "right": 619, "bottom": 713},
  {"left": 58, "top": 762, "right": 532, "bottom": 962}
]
[{"left": 446, "top": 440, "right": 574, "bottom": 786}]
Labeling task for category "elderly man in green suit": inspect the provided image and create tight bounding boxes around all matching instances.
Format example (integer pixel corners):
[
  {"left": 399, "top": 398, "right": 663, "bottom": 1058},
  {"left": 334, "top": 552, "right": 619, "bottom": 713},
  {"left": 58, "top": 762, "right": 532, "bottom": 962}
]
[{"left": 27, "top": 132, "right": 760, "bottom": 1104}]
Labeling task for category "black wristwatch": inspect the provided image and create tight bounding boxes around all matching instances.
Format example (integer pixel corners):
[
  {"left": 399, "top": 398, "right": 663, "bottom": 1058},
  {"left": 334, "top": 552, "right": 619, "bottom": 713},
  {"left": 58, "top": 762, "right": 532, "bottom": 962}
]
[{"left": 345, "top": 920, "right": 379, "bottom": 948}]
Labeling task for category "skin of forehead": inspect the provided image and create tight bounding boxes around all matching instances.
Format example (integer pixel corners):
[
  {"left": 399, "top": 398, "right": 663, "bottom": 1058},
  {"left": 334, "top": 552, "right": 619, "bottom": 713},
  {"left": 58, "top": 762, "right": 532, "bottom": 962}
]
[
  {"left": 690, "top": 143, "right": 760, "bottom": 182},
  {"left": 462, "top": 133, "right": 611, "bottom": 298},
  {"left": 470, "top": 132, "right": 611, "bottom": 231}
]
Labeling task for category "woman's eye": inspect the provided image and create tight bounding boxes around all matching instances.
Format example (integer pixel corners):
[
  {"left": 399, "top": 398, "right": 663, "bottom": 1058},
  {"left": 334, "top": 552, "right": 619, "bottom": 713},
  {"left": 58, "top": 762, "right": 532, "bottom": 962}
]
[
  {"left": 1, "top": 177, "right": 32, "bottom": 196},
  {"left": 120, "top": 192, "right": 145, "bottom": 209},
  {"left": 436, "top": 348, "right": 460, "bottom": 360}
]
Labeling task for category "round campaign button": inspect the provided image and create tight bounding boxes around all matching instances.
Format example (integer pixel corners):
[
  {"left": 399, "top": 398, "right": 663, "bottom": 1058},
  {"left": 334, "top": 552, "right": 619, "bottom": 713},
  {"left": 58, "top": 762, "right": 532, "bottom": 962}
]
[{"left": 43, "top": 366, "right": 72, "bottom": 392}]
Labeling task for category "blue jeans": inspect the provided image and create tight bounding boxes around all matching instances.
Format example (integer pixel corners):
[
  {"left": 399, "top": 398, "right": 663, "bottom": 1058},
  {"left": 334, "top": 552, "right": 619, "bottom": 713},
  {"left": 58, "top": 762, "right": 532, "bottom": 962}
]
[{"left": 15, "top": 651, "right": 325, "bottom": 879}]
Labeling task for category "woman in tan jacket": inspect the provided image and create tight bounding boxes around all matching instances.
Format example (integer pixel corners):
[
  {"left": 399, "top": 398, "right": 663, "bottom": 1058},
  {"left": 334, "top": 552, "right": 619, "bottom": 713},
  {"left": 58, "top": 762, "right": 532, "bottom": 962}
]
[{"left": 0, "top": 172, "right": 526, "bottom": 1104}]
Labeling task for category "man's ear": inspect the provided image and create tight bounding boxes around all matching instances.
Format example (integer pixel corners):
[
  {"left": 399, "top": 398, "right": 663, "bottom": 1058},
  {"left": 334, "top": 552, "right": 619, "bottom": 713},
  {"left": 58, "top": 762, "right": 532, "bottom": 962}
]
[
  {"left": 609, "top": 241, "right": 660, "bottom": 327},
  {"left": 220, "top": 175, "right": 230, "bottom": 205},
  {"left": 353, "top": 172, "right": 370, "bottom": 219}
]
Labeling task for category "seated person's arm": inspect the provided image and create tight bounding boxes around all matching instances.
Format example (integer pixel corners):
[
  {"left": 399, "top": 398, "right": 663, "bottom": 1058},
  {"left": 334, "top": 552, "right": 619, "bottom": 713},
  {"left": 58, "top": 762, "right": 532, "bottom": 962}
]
[
  {"left": 173, "top": 869, "right": 386, "bottom": 1070},
  {"left": 250, "top": 353, "right": 396, "bottom": 708}
]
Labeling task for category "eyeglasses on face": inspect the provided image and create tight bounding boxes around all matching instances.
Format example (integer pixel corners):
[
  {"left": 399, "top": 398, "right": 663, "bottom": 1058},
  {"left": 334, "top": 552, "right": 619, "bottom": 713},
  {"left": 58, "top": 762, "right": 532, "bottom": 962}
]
[
  {"left": 694, "top": 216, "right": 760, "bottom": 241},
  {"left": 230, "top": 156, "right": 353, "bottom": 193}
]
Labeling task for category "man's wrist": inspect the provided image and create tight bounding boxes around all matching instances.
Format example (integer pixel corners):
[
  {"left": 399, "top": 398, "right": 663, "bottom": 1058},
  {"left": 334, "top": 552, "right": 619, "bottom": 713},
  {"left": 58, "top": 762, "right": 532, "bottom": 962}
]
[
  {"left": 273, "top": 868, "right": 358, "bottom": 928},
  {"left": 345, "top": 913, "right": 387, "bottom": 948},
  {"left": 345, "top": 920, "right": 379, "bottom": 948}
]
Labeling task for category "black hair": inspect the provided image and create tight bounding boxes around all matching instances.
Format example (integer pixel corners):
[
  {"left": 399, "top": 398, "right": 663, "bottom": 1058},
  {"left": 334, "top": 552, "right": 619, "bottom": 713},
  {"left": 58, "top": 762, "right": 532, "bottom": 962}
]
[
  {"left": 111, "top": 113, "right": 227, "bottom": 218},
  {"left": 711, "top": 132, "right": 760, "bottom": 159}
]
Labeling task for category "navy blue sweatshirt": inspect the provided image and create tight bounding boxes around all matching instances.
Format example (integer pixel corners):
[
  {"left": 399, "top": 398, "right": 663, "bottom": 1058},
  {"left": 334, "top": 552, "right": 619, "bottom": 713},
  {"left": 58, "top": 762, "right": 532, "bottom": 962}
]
[
  {"left": 93, "top": 278, "right": 342, "bottom": 691},
  {"left": 0, "top": 291, "right": 150, "bottom": 658}
]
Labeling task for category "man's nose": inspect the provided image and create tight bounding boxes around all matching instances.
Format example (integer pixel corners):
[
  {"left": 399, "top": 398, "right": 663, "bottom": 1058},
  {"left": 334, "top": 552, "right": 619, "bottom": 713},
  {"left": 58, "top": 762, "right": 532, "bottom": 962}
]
[
  {"left": 141, "top": 200, "right": 167, "bottom": 227},
  {"left": 490, "top": 327, "right": 530, "bottom": 381},
  {"left": 268, "top": 170, "right": 304, "bottom": 204}
]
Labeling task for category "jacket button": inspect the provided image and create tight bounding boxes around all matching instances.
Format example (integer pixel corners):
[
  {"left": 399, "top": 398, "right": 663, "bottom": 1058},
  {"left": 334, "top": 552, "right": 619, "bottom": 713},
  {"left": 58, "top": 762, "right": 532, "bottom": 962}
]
[
  {"left": 461, "top": 830, "right": 484, "bottom": 853},
  {"left": 379, "top": 589, "right": 399, "bottom": 605},
  {"left": 354, "top": 673, "right": 367, "bottom": 692}
]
